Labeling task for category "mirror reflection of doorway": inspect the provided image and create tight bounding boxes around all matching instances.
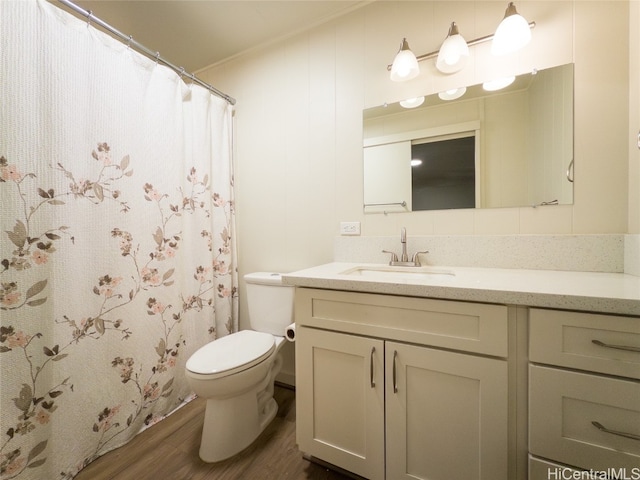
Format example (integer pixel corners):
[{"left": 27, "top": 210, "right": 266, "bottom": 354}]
[{"left": 411, "top": 135, "right": 476, "bottom": 211}]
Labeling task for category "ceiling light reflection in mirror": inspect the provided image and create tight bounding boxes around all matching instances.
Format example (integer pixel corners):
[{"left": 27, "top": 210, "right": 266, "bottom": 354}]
[{"left": 363, "top": 63, "right": 575, "bottom": 212}]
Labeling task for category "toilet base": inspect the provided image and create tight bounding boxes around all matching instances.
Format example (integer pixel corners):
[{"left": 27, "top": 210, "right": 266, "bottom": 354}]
[{"left": 198, "top": 353, "right": 282, "bottom": 463}]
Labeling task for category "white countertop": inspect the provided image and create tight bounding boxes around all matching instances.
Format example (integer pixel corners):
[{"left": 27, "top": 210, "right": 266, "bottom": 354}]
[{"left": 282, "top": 262, "right": 640, "bottom": 316}]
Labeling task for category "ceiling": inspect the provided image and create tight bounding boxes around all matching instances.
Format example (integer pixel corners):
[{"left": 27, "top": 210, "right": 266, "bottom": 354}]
[{"left": 55, "top": 0, "right": 367, "bottom": 72}]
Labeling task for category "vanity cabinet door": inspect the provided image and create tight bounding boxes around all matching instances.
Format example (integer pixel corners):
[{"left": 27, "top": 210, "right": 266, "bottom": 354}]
[
  {"left": 296, "top": 327, "right": 385, "bottom": 480},
  {"left": 385, "top": 342, "right": 509, "bottom": 480}
]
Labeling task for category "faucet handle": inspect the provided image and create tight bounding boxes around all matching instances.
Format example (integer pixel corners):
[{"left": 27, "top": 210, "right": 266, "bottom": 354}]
[
  {"left": 411, "top": 251, "right": 429, "bottom": 266},
  {"left": 382, "top": 250, "right": 399, "bottom": 264}
]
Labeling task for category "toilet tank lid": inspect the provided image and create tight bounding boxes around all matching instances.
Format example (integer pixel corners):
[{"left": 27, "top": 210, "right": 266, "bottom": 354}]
[{"left": 244, "top": 272, "right": 284, "bottom": 286}]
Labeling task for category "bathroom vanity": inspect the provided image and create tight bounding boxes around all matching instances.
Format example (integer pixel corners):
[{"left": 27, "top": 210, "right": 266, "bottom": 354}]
[{"left": 282, "top": 263, "right": 640, "bottom": 480}]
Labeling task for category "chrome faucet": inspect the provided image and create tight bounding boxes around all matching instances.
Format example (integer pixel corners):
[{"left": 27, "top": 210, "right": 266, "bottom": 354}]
[
  {"left": 382, "top": 228, "right": 428, "bottom": 267},
  {"left": 400, "top": 227, "right": 408, "bottom": 262}
]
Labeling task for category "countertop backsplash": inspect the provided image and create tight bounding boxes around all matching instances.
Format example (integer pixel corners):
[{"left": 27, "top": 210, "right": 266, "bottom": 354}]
[
  {"left": 626, "top": 234, "right": 640, "bottom": 276},
  {"left": 334, "top": 234, "right": 636, "bottom": 275}
]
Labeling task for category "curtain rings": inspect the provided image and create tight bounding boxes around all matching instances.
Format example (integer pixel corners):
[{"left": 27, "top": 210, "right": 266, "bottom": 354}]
[{"left": 180, "top": 68, "right": 192, "bottom": 88}]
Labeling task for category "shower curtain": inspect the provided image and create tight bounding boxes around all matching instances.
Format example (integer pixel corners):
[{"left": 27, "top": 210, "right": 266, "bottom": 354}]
[{"left": 0, "top": 1, "right": 238, "bottom": 479}]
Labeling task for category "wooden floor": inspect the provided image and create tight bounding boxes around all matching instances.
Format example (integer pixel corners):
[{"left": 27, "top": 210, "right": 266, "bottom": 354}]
[{"left": 74, "top": 385, "right": 355, "bottom": 480}]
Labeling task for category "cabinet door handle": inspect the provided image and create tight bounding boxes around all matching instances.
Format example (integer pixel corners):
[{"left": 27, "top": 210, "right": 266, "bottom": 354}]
[
  {"left": 566, "top": 159, "right": 574, "bottom": 183},
  {"left": 370, "top": 347, "right": 376, "bottom": 388},
  {"left": 392, "top": 350, "right": 398, "bottom": 394},
  {"left": 592, "top": 339, "right": 640, "bottom": 353},
  {"left": 592, "top": 421, "right": 640, "bottom": 441}
]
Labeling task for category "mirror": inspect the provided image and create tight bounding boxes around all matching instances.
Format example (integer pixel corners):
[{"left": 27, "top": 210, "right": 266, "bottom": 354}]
[{"left": 363, "top": 63, "right": 574, "bottom": 213}]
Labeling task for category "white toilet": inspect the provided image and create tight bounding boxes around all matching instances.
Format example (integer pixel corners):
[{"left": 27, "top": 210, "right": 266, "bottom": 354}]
[{"left": 185, "top": 272, "right": 294, "bottom": 463}]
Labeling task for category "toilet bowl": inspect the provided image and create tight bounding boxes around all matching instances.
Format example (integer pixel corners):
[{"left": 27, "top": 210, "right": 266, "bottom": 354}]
[{"left": 185, "top": 272, "right": 294, "bottom": 463}]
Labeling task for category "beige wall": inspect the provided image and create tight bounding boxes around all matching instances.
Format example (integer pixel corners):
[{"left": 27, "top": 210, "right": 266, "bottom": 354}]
[
  {"left": 198, "top": 1, "right": 633, "bottom": 330},
  {"left": 630, "top": 1, "right": 640, "bottom": 234}
]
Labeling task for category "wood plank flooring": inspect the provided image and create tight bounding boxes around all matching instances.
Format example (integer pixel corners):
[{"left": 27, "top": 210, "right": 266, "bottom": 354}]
[{"left": 74, "top": 385, "right": 355, "bottom": 480}]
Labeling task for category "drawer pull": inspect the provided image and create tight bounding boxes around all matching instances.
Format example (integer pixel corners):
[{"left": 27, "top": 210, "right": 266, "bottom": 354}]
[
  {"left": 392, "top": 350, "right": 398, "bottom": 394},
  {"left": 592, "top": 421, "right": 640, "bottom": 441},
  {"left": 370, "top": 347, "right": 376, "bottom": 388},
  {"left": 591, "top": 339, "right": 640, "bottom": 353}
]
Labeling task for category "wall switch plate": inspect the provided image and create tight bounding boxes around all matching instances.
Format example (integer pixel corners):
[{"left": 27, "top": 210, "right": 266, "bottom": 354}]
[{"left": 340, "top": 221, "right": 361, "bottom": 236}]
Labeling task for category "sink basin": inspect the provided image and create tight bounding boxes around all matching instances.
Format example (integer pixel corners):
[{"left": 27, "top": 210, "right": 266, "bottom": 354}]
[{"left": 340, "top": 265, "right": 455, "bottom": 281}]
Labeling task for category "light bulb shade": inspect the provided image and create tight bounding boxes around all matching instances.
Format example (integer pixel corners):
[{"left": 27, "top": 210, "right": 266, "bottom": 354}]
[
  {"left": 483, "top": 76, "right": 515, "bottom": 91},
  {"left": 491, "top": 2, "right": 531, "bottom": 55},
  {"left": 400, "top": 96, "right": 425, "bottom": 109},
  {"left": 438, "top": 87, "right": 467, "bottom": 101},
  {"left": 390, "top": 38, "right": 420, "bottom": 82},
  {"left": 436, "top": 23, "right": 469, "bottom": 74}
]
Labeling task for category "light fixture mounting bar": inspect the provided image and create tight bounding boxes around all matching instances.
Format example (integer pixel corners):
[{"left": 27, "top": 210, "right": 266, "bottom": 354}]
[{"left": 386, "top": 21, "right": 535, "bottom": 71}]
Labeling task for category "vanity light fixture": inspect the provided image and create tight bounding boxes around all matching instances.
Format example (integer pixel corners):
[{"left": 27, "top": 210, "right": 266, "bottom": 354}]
[
  {"left": 483, "top": 75, "right": 516, "bottom": 91},
  {"left": 491, "top": 2, "right": 532, "bottom": 55},
  {"left": 387, "top": 2, "right": 534, "bottom": 81},
  {"left": 399, "top": 96, "right": 425, "bottom": 108},
  {"left": 390, "top": 38, "right": 420, "bottom": 82},
  {"left": 436, "top": 22, "right": 469, "bottom": 74},
  {"left": 411, "top": 159, "right": 423, "bottom": 167},
  {"left": 438, "top": 87, "right": 467, "bottom": 101}
]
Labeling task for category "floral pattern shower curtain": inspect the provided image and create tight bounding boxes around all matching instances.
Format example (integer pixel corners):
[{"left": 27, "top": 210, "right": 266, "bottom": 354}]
[{"left": 0, "top": 1, "right": 238, "bottom": 478}]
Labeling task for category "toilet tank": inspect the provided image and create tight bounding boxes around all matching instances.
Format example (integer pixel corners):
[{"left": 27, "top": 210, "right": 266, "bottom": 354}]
[{"left": 244, "top": 272, "right": 294, "bottom": 336}]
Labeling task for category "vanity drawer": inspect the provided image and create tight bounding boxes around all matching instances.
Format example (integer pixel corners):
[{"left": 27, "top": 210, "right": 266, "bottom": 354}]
[
  {"left": 295, "top": 288, "right": 508, "bottom": 357},
  {"left": 529, "top": 365, "right": 640, "bottom": 472},
  {"left": 528, "top": 455, "right": 583, "bottom": 480},
  {"left": 529, "top": 308, "right": 640, "bottom": 379}
]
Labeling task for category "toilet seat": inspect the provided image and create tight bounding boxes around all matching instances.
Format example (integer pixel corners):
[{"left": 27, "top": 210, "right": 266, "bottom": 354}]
[{"left": 186, "top": 330, "right": 275, "bottom": 379}]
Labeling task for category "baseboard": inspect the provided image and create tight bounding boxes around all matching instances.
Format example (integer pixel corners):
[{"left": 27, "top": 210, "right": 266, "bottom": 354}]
[
  {"left": 275, "top": 371, "right": 295, "bottom": 387},
  {"left": 302, "top": 454, "right": 366, "bottom": 479}
]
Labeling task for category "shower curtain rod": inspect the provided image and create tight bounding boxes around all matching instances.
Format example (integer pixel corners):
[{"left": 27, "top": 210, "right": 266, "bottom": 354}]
[{"left": 56, "top": 0, "right": 236, "bottom": 105}]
